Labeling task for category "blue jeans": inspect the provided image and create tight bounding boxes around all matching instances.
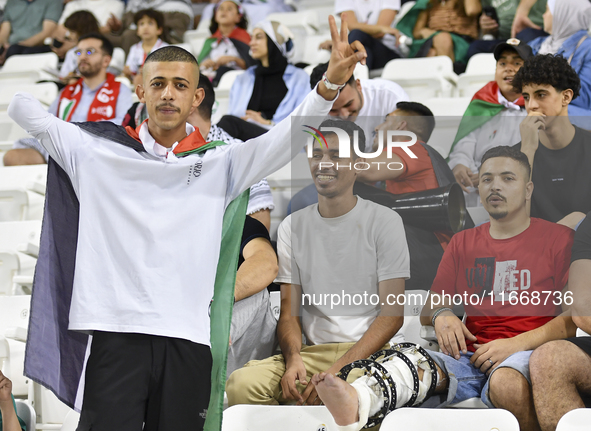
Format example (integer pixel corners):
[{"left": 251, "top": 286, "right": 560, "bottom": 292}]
[{"left": 422, "top": 350, "right": 533, "bottom": 408}]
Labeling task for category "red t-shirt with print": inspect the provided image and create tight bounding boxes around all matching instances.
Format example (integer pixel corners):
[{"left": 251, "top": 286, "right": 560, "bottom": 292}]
[{"left": 431, "top": 218, "right": 574, "bottom": 351}]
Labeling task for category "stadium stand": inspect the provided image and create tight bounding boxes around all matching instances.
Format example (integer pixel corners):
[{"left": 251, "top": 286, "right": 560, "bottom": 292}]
[{"left": 0, "top": 4, "right": 589, "bottom": 429}]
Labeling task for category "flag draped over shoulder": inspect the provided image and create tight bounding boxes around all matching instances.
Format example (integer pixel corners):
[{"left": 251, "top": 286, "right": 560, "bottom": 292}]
[
  {"left": 23, "top": 121, "right": 247, "bottom": 431},
  {"left": 448, "top": 81, "right": 525, "bottom": 157}
]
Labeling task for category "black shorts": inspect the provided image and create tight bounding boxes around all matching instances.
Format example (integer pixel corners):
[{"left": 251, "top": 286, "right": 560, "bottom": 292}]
[
  {"left": 567, "top": 335, "right": 591, "bottom": 357},
  {"left": 77, "top": 331, "right": 212, "bottom": 431}
]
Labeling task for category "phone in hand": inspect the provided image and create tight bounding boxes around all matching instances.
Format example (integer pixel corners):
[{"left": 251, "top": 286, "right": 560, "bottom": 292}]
[{"left": 482, "top": 6, "right": 499, "bottom": 24}]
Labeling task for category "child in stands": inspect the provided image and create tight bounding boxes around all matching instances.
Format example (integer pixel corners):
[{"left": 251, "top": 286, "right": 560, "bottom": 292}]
[
  {"left": 198, "top": 0, "right": 253, "bottom": 86},
  {"left": 123, "top": 9, "right": 168, "bottom": 88}
]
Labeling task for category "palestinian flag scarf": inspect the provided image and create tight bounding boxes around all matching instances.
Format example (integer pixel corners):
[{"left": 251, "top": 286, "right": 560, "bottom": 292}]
[{"left": 448, "top": 81, "right": 525, "bottom": 157}]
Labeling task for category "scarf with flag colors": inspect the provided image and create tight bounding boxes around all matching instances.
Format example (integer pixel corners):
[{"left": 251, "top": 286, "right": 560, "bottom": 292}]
[
  {"left": 58, "top": 73, "right": 121, "bottom": 122},
  {"left": 197, "top": 27, "right": 251, "bottom": 64},
  {"left": 448, "top": 81, "right": 525, "bottom": 158}
]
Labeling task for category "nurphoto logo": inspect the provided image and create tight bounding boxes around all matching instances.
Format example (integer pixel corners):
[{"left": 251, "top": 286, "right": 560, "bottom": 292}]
[{"left": 303, "top": 125, "right": 419, "bottom": 171}]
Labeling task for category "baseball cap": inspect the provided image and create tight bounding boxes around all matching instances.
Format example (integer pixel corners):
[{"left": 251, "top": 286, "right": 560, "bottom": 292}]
[{"left": 493, "top": 38, "right": 534, "bottom": 61}]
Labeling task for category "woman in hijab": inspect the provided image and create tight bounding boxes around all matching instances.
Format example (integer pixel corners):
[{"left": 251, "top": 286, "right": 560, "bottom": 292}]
[
  {"left": 217, "top": 20, "right": 310, "bottom": 141},
  {"left": 529, "top": 0, "right": 591, "bottom": 120}
]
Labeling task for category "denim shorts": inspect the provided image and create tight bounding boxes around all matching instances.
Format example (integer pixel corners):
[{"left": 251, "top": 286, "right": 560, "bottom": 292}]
[{"left": 420, "top": 350, "right": 533, "bottom": 408}]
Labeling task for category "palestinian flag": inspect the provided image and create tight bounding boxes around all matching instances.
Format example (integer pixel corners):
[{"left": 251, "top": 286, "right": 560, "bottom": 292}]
[
  {"left": 448, "top": 81, "right": 525, "bottom": 157},
  {"left": 198, "top": 27, "right": 251, "bottom": 64},
  {"left": 23, "top": 121, "right": 247, "bottom": 431}
]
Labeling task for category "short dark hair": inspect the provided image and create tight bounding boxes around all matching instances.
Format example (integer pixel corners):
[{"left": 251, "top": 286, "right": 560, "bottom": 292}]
[
  {"left": 210, "top": 1, "right": 248, "bottom": 34},
  {"left": 480, "top": 146, "right": 531, "bottom": 180},
  {"left": 395, "top": 101, "right": 436, "bottom": 143},
  {"left": 64, "top": 11, "right": 100, "bottom": 36},
  {"left": 145, "top": 45, "right": 198, "bottom": 65},
  {"left": 317, "top": 117, "right": 365, "bottom": 159},
  {"left": 512, "top": 54, "right": 581, "bottom": 100},
  {"left": 78, "top": 32, "right": 114, "bottom": 57},
  {"left": 197, "top": 74, "right": 215, "bottom": 120},
  {"left": 134, "top": 8, "right": 165, "bottom": 30},
  {"left": 309, "top": 62, "right": 356, "bottom": 90}
]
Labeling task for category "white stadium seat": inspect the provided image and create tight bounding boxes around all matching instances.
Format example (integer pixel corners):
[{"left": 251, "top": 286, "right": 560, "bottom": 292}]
[
  {"left": 300, "top": 33, "right": 331, "bottom": 66},
  {"left": 265, "top": 11, "right": 320, "bottom": 35},
  {"left": 267, "top": 151, "right": 312, "bottom": 239},
  {"left": 381, "top": 407, "right": 519, "bottom": 430},
  {"left": 381, "top": 56, "right": 458, "bottom": 102},
  {"left": 0, "top": 165, "right": 48, "bottom": 220},
  {"left": 0, "top": 295, "right": 32, "bottom": 395},
  {"left": 173, "top": 43, "right": 194, "bottom": 55},
  {"left": 0, "top": 189, "right": 28, "bottom": 222},
  {"left": 187, "top": 35, "right": 207, "bottom": 59},
  {"left": 457, "top": 53, "right": 496, "bottom": 98},
  {"left": 423, "top": 97, "right": 471, "bottom": 158},
  {"left": 354, "top": 63, "right": 369, "bottom": 81},
  {"left": 1, "top": 52, "right": 58, "bottom": 73},
  {"left": 0, "top": 252, "right": 20, "bottom": 296},
  {"left": 556, "top": 409, "right": 591, "bottom": 431},
  {"left": 400, "top": 289, "right": 438, "bottom": 350},
  {"left": 60, "top": 409, "right": 81, "bottom": 431},
  {"left": 213, "top": 70, "right": 244, "bottom": 123},
  {"left": 108, "top": 47, "right": 126, "bottom": 75},
  {"left": 222, "top": 405, "right": 339, "bottom": 431},
  {"left": 0, "top": 82, "right": 58, "bottom": 111}
]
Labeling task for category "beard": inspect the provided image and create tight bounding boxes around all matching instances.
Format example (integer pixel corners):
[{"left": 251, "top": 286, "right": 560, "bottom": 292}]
[
  {"left": 489, "top": 209, "right": 508, "bottom": 220},
  {"left": 78, "top": 62, "right": 101, "bottom": 78}
]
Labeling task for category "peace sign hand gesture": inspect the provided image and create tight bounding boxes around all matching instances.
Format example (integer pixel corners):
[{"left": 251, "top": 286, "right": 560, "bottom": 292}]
[{"left": 317, "top": 16, "right": 367, "bottom": 101}]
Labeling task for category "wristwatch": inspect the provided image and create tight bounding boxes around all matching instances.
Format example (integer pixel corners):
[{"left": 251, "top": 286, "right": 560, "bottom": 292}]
[{"left": 322, "top": 72, "right": 346, "bottom": 91}]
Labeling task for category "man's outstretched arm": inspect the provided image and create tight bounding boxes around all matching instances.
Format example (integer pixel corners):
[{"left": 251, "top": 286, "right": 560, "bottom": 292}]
[
  {"left": 226, "top": 16, "right": 367, "bottom": 201},
  {"left": 8, "top": 93, "right": 88, "bottom": 176}
]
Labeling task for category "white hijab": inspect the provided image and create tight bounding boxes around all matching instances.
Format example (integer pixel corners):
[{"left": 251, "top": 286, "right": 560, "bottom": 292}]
[{"left": 539, "top": 0, "right": 591, "bottom": 55}]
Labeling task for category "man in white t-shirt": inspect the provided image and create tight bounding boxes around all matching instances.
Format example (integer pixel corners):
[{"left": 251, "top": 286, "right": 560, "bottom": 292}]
[
  {"left": 310, "top": 62, "right": 409, "bottom": 151},
  {"left": 226, "top": 118, "right": 410, "bottom": 407},
  {"left": 8, "top": 17, "right": 368, "bottom": 431}
]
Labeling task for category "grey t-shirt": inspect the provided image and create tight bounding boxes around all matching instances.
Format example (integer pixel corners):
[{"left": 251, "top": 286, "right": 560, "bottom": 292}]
[
  {"left": 276, "top": 196, "right": 410, "bottom": 345},
  {"left": 481, "top": 0, "right": 546, "bottom": 40},
  {"left": 3, "top": 0, "right": 62, "bottom": 45}
]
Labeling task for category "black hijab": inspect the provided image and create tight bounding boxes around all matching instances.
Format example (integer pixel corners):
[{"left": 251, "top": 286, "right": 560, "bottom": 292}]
[{"left": 246, "top": 34, "right": 289, "bottom": 120}]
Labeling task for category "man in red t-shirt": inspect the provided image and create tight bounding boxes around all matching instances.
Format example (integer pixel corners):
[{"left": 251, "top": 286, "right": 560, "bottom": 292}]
[{"left": 310, "top": 146, "right": 575, "bottom": 431}]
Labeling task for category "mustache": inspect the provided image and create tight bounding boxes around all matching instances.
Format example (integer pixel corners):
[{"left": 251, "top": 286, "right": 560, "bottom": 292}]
[
  {"left": 156, "top": 104, "right": 180, "bottom": 112},
  {"left": 487, "top": 193, "right": 506, "bottom": 202}
]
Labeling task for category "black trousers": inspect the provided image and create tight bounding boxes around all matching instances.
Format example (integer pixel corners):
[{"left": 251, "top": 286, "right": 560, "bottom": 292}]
[
  {"left": 5, "top": 44, "right": 52, "bottom": 60},
  {"left": 347, "top": 30, "right": 401, "bottom": 70},
  {"left": 77, "top": 331, "right": 212, "bottom": 431}
]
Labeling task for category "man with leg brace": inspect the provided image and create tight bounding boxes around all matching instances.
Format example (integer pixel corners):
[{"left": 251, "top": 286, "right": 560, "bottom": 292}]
[{"left": 313, "top": 145, "right": 576, "bottom": 431}]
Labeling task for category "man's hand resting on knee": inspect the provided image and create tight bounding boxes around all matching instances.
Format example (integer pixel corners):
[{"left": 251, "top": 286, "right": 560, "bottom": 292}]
[
  {"left": 281, "top": 354, "right": 309, "bottom": 404},
  {"left": 434, "top": 313, "right": 477, "bottom": 360}
]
